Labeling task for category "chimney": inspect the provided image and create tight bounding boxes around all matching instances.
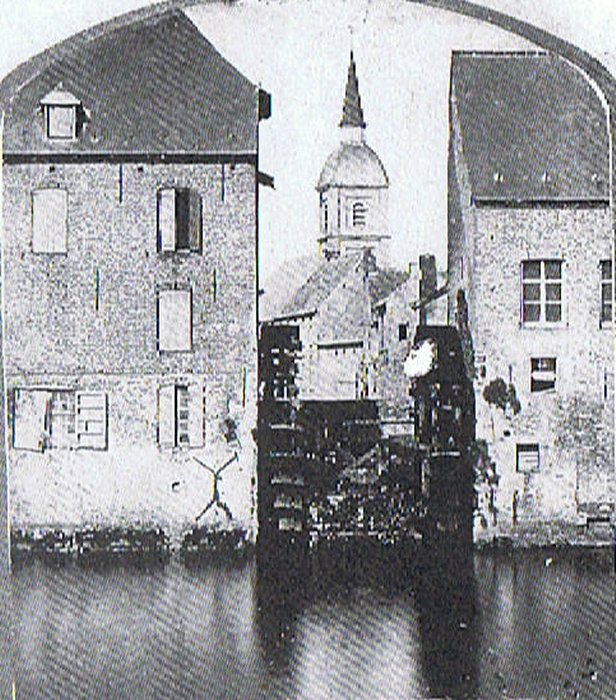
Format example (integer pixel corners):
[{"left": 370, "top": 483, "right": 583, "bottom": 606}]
[{"left": 419, "top": 254, "right": 437, "bottom": 325}]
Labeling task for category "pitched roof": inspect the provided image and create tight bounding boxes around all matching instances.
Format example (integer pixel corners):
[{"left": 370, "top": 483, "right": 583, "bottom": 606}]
[
  {"left": 1, "top": 10, "right": 261, "bottom": 155},
  {"left": 368, "top": 268, "right": 410, "bottom": 305},
  {"left": 340, "top": 51, "right": 366, "bottom": 129},
  {"left": 281, "top": 253, "right": 364, "bottom": 317},
  {"left": 451, "top": 52, "right": 610, "bottom": 203}
]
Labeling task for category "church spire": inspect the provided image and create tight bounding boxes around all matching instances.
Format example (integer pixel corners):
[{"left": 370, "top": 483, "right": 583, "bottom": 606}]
[{"left": 340, "top": 51, "right": 366, "bottom": 129}]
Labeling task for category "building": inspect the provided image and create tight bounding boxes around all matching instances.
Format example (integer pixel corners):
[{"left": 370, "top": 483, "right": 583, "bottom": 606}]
[
  {"left": 448, "top": 51, "right": 614, "bottom": 541},
  {"left": 264, "top": 53, "right": 445, "bottom": 412},
  {"left": 1, "top": 9, "right": 270, "bottom": 539},
  {"left": 317, "top": 52, "right": 390, "bottom": 264}
]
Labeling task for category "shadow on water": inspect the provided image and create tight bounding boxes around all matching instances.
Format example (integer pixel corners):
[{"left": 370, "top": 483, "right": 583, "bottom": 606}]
[
  {"left": 415, "top": 543, "right": 480, "bottom": 700},
  {"left": 255, "top": 536, "right": 480, "bottom": 699}
]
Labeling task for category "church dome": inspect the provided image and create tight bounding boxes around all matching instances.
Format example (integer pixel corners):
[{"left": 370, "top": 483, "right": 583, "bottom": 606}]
[{"left": 317, "top": 141, "right": 389, "bottom": 192}]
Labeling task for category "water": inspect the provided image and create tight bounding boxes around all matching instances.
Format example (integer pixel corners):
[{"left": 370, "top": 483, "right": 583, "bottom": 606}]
[{"left": 7, "top": 548, "right": 615, "bottom": 699}]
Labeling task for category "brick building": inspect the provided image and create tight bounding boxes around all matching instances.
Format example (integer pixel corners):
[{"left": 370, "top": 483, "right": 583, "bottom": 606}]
[
  {"left": 448, "top": 51, "right": 614, "bottom": 541},
  {"left": 1, "top": 10, "right": 270, "bottom": 537}
]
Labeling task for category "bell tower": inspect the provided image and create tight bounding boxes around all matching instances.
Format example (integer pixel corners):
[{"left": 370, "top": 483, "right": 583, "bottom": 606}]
[{"left": 317, "top": 52, "right": 390, "bottom": 263}]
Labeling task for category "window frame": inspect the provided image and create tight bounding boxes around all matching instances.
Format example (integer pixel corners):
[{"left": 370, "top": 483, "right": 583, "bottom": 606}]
[
  {"left": 75, "top": 391, "right": 108, "bottom": 451},
  {"left": 156, "top": 187, "right": 202, "bottom": 254},
  {"left": 516, "top": 443, "right": 540, "bottom": 473},
  {"left": 530, "top": 357, "right": 556, "bottom": 393},
  {"left": 31, "top": 188, "right": 69, "bottom": 255},
  {"left": 600, "top": 259, "right": 612, "bottom": 328},
  {"left": 158, "top": 381, "right": 205, "bottom": 449},
  {"left": 521, "top": 259, "right": 563, "bottom": 327},
  {"left": 352, "top": 200, "right": 367, "bottom": 228},
  {"left": 156, "top": 287, "right": 193, "bottom": 353},
  {"left": 45, "top": 105, "right": 77, "bottom": 141}
]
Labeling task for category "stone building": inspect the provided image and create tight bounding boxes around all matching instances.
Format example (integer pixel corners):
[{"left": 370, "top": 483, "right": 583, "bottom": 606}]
[
  {"left": 264, "top": 53, "right": 445, "bottom": 414},
  {"left": 317, "top": 52, "right": 390, "bottom": 264},
  {"left": 448, "top": 51, "right": 614, "bottom": 541},
  {"left": 1, "top": 10, "right": 270, "bottom": 537}
]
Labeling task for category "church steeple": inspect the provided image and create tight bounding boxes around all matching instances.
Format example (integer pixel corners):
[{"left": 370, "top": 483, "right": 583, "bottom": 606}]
[
  {"left": 317, "top": 50, "right": 390, "bottom": 263},
  {"left": 340, "top": 52, "right": 366, "bottom": 136}
]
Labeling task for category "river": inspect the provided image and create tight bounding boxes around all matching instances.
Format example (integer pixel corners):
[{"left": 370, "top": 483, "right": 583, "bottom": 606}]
[{"left": 7, "top": 547, "right": 615, "bottom": 699}]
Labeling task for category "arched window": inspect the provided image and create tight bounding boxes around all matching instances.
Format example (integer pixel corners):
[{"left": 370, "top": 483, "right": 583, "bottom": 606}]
[{"left": 352, "top": 201, "right": 367, "bottom": 227}]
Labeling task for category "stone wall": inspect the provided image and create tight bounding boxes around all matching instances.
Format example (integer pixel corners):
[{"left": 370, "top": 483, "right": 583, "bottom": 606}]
[
  {"left": 3, "top": 160, "right": 258, "bottom": 536},
  {"left": 448, "top": 102, "right": 614, "bottom": 543}
]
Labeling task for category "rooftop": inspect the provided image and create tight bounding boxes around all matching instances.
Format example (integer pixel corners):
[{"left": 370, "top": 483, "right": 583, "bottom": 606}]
[
  {"left": 317, "top": 142, "right": 389, "bottom": 192},
  {"left": 1, "top": 9, "right": 263, "bottom": 156},
  {"left": 451, "top": 51, "right": 610, "bottom": 203}
]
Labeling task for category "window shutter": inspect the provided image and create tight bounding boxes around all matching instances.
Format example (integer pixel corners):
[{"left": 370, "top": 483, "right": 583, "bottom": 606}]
[
  {"left": 32, "top": 189, "right": 68, "bottom": 253},
  {"left": 158, "top": 189, "right": 176, "bottom": 252},
  {"left": 158, "top": 385, "right": 175, "bottom": 448},
  {"left": 188, "top": 190, "right": 202, "bottom": 252},
  {"left": 13, "top": 389, "right": 49, "bottom": 450},
  {"left": 175, "top": 189, "right": 190, "bottom": 250},
  {"left": 158, "top": 289, "right": 192, "bottom": 351},
  {"left": 187, "top": 382, "right": 205, "bottom": 447},
  {"left": 76, "top": 392, "right": 107, "bottom": 450}
]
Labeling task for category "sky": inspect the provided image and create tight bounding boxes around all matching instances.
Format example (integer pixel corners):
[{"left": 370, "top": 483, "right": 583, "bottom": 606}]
[{"left": 1, "top": 0, "right": 616, "bottom": 281}]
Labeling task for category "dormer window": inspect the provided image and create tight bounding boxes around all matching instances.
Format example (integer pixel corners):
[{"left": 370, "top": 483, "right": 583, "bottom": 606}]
[{"left": 40, "top": 86, "right": 82, "bottom": 141}]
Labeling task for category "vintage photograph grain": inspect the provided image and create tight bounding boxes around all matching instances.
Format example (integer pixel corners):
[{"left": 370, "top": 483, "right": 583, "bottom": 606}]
[{"left": 2, "top": 1, "right": 615, "bottom": 698}]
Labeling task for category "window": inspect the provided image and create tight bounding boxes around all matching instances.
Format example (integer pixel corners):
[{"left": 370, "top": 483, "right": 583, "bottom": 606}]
[
  {"left": 398, "top": 323, "right": 408, "bottom": 341},
  {"left": 32, "top": 189, "right": 68, "bottom": 253},
  {"left": 40, "top": 87, "right": 82, "bottom": 140},
  {"left": 603, "top": 369, "right": 614, "bottom": 402},
  {"left": 76, "top": 392, "right": 107, "bottom": 450},
  {"left": 158, "top": 382, "right": 204, "bottom": 448},
  {"left": 530, "top": 357, "right": 556, "bottom": 393},
  {"left": 521, "top": 260, "right": 562, "bottom": 324},
  {"left": 352, "top": 201, "right": 367, "bottom": 227},
  {"left": 49, "top": 390, "right": 76, "bottom": 449},
  {"left": 157, "top": 188, "right": 202, "bottom": 252},
  {"left": 157, "top": 288, "right": 192, "bottom": 352},
  {"left": 323, "top": 202, "right": 329, "bottom": 232},
  {"left": 12, "top": 389, "right": 50, "bottom": 451},
  {"left": 516, "top": 443, "right": 540, "bottom": 473},
  {"left": 47, "top": 106, "right": 76, "bottom": 139},
  {"left": 12, "top": 388, "right": 99, "bottom": 450},
  {"left": 600, "top": 259, "right": 612, "bottom": 326}
]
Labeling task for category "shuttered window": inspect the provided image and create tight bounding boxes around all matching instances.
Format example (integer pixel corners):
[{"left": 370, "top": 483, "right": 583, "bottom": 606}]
[
  {"left": 157, "top": 288, "right": 192, "bottom": 352},
  {"left": 157, "top": 188, "right": 202, "bottom": 252},
  {"left": 352, "top": 201, "right": 367, "bottom": 227},
  {"left": 12, "top": 388, "right": 77, "bottom": 450},
  {"left": 32, "top": 188, "right": 68, "bottom": 253},
  {"left": 12, "top": 389, "right": 49, "bottom": 451},
  {"left": 158, "top": 382, "right": 204, "bottom": 448},
  {"left": 76, "top": 392, "right": 107, "bottom": 450},
  {"left": 600, "top": 259, "right": 612, "bottom": 326}
]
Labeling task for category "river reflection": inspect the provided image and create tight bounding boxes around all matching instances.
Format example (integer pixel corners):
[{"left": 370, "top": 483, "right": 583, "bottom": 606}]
[{"left": 8, "top": 547, "right": 615, "bottom": 699}]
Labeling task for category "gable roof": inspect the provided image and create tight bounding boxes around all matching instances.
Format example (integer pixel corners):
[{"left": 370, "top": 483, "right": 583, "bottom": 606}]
[
  {"left": 368, "top": 268, "right": 410, "bottom": 306},
  {"left": 451, "top": 52, "right": 610, "bottom": 203},
  {"left": 281, "top": 253, "right": 363, "bottom": 317},
  {"left": 1, "top": 9, "right": 261, "bottom": 156}
]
